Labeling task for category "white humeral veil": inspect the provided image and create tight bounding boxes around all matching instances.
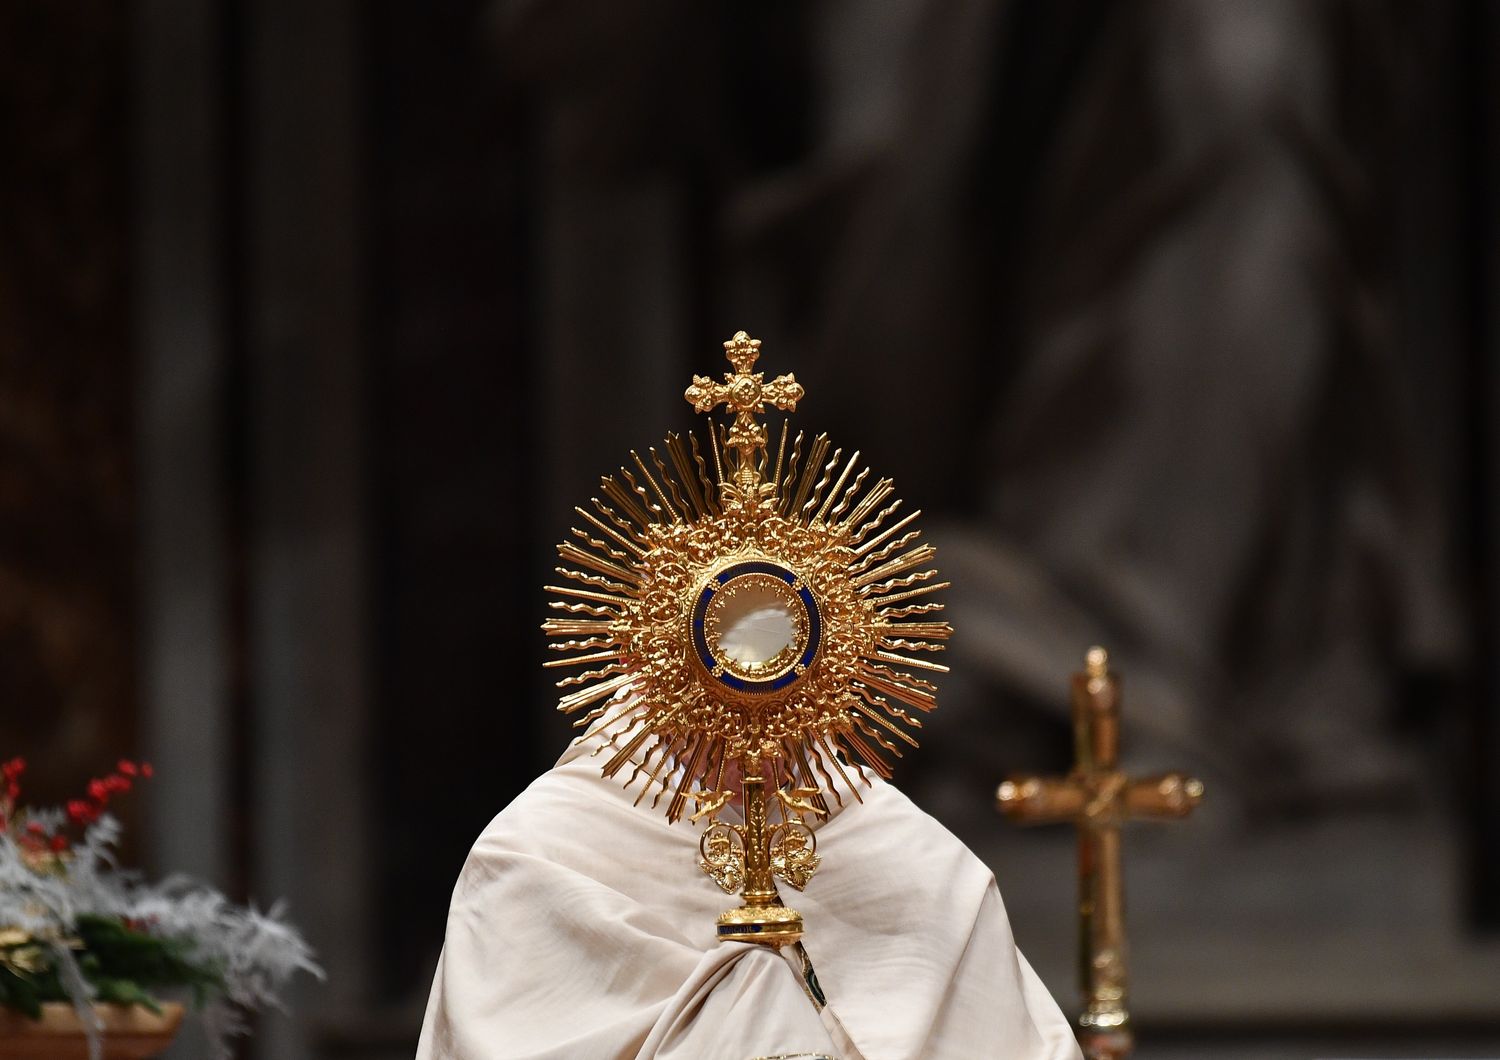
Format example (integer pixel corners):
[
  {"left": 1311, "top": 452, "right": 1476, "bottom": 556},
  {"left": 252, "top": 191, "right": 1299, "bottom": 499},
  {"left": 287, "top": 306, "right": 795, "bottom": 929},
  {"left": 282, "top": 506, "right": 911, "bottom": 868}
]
[{"left": 417, "top": 736, "right": 1081, "bottom": 1060}]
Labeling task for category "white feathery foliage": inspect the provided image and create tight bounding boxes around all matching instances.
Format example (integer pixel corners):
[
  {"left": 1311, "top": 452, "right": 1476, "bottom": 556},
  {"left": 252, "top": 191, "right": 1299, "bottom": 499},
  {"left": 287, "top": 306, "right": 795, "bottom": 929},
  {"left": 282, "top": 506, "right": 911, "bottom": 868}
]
[
  {"left": 0, "top": 815, "right": 322, "bottom": 1059},
  {"left": 49, "top": 946, "right": 103, "bottom": 1060}
]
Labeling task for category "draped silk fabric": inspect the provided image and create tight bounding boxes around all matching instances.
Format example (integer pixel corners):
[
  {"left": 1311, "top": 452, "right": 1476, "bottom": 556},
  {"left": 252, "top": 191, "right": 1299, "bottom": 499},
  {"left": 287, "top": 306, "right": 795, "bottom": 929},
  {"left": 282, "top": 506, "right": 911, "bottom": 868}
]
[{"left": 418, "top": 738, "right": 1081, "bottom": 1060}]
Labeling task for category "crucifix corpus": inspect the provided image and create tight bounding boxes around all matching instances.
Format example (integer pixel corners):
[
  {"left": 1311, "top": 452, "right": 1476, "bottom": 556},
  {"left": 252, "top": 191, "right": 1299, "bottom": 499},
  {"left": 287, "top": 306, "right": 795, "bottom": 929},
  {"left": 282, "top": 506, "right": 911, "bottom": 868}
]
[{"left": 996, "top": 647, "right": 1203, "bottom": 1060}]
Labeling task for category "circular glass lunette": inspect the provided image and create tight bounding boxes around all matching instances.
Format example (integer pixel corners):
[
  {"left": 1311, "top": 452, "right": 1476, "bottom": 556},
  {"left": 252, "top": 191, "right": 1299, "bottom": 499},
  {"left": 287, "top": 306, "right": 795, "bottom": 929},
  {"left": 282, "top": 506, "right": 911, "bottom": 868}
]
[{"left": 692, "top": 560, "right": 821, "bottom": 694}]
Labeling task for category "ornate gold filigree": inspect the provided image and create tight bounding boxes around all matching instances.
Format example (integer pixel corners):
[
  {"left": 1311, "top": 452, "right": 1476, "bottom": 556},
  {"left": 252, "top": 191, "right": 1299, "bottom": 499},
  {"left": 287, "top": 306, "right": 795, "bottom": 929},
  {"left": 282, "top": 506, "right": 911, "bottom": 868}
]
[
  {"left": 699, "top": 823, "right": 745, "bottom": 895},
  {"left": 695, "top": 807, "right": 821, "bottom": 894},
  {"left": 685, "top": 331, "right": 805, "bottom": 476},
  {"left": 769, "top": 821, "right": 820, "bottom": 892}
]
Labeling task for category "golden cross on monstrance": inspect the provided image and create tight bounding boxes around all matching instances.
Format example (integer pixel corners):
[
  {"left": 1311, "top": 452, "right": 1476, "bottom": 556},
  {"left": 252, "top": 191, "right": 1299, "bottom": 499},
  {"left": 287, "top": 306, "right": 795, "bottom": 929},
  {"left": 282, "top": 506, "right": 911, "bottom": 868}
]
[
  {"left": 996, "top": 647, "right": 1203, "bottom": 1060},
  {"left": 685, "top": 330, "right": 805, "bottom": 483}
]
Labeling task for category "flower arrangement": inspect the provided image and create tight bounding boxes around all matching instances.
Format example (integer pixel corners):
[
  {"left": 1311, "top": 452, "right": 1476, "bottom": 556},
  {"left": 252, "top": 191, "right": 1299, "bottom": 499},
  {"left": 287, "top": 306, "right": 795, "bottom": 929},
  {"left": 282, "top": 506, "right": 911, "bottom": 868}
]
[{"left": 0, "top": 756, "right": 322, "bottom": 1059}]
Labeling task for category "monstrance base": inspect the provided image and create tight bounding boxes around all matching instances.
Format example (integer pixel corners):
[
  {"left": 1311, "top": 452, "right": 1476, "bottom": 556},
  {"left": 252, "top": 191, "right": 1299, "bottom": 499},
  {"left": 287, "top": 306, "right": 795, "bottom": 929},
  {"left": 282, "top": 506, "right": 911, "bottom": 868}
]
[{"left": 716, "top": 903, "right": 803, "bottom": 947}]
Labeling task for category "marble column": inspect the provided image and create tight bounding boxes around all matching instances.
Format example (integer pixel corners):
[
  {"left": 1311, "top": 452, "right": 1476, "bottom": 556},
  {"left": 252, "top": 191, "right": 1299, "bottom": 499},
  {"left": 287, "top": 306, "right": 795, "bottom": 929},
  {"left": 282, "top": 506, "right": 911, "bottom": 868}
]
[
  {"left": 242, "top": 1, "right": 371, "bottom": 1056},
  {"left": 133, "top": 2, "right": 232, "bottom": 1057}
]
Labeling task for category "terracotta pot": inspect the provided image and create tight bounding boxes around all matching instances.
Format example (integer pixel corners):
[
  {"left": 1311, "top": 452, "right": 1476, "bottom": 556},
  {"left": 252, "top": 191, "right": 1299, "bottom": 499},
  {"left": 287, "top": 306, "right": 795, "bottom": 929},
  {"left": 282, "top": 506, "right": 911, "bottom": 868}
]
[{"left": 0, "top": 1003, "right": 184, "bottom": 1059}]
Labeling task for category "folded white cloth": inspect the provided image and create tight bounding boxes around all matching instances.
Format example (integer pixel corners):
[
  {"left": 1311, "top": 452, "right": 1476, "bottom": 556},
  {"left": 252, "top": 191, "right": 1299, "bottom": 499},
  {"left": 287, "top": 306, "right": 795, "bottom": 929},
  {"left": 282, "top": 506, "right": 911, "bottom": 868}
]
[{"left": 417, "top": 737, "right": 1081, "bottom": 1060}]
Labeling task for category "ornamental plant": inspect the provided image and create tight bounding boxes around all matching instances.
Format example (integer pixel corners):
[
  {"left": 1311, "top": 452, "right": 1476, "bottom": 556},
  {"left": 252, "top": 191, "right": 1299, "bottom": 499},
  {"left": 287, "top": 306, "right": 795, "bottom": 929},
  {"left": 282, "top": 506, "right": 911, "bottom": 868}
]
[{"left": 0, "top": 756, "right": 322, "bottom": 1059}]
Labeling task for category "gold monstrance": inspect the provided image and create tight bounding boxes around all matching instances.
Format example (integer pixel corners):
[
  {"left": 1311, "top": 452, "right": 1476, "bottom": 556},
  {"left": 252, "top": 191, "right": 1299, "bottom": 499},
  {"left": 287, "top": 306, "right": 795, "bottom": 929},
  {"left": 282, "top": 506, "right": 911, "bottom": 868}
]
[{"left": 544, "top": 331, "right": 951, "bottom": 946}]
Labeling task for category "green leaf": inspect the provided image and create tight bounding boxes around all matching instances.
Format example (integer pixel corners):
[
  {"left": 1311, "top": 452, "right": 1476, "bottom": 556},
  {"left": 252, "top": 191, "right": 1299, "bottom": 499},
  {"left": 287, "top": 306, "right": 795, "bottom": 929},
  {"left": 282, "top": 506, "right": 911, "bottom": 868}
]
[
  {"left": 90, "top": 977, "right": 164, "bottom": 1015},
  {"left": 0, "top": 916, "right": 233, "bottom": 1021},
  {"left": 71, "top": 915, "right": 221, "bottom": 993},
  {"left": 0, "top": 967, "right": 43, "bottom": 1020}
]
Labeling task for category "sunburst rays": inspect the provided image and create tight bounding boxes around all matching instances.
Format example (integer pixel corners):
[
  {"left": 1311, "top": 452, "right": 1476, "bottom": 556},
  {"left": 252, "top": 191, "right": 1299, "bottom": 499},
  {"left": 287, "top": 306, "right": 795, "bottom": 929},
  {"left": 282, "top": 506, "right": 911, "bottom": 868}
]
[{"left": 544, "top": 418, "right": 951, "bottom": 821}]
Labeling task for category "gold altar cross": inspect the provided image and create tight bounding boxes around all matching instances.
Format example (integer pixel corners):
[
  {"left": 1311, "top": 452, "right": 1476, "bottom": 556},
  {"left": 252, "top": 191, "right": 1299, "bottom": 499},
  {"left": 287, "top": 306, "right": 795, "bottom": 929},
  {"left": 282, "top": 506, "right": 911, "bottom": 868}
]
[
  {"left": 996, "top": 647, "right": 1203, "bottom": 1060},
  {"left": 684, "top": 331, "right": 804, "bottom": 474}
]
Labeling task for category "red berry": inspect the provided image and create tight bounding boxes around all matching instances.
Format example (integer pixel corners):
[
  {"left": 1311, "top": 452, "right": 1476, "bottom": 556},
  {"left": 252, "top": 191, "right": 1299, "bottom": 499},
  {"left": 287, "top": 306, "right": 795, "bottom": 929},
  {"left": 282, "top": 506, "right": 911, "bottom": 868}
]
[
  {"left": 117, "top": 760, "right": 138, "bottom": 777},
  {"left": 50, "top": 835, "right": 68, "bottom": 852},
  {"left": 26, "top": 821, "right": 45, "bottom": 836},
  {"left": 141, "top": 763, "right": 154, "bottom": 778}
]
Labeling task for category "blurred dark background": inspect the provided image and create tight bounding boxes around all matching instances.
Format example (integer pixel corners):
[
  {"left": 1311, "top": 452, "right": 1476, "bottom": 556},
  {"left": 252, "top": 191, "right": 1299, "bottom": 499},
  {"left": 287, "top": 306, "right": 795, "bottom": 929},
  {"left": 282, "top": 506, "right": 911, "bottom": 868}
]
[{"left": 2, "top": 1, "right": 1499, "bottom": 1057}]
